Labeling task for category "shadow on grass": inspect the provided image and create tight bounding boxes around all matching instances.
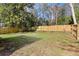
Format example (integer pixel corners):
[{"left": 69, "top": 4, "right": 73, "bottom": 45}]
[{"left": 0, "top": 35, "right": 41, "bottom": 56}]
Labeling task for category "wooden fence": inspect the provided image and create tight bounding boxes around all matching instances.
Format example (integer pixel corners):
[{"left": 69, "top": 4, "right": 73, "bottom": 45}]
[
  {"left": 36, "top": 25, "right": 72, "bottom": 32},
  {"left": 0, "top": 25, "right": 79, "bottom": 40},
  {"left": 0, "top": 27, "right": 19, "bottom": 34},
  {"left": 36, "top": 25, "right": 79, "bottom": 40},
  {"left": 71, "top": 24, "right": 79, "bottom": 40}
]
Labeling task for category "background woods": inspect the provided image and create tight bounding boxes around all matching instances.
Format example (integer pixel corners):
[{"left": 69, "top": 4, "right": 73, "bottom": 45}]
[{"left": 0, "top": 3, "right": 79, "bottom": 32}]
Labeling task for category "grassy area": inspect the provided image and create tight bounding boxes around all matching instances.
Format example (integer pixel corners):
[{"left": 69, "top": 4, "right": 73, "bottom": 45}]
[{"left": 0, "top": 32, "right": 79, "bottom": 56}]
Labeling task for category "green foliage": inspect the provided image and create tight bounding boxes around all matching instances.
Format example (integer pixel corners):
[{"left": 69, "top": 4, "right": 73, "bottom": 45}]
[
  {"left": 74, "top": 4, "right": 79, "bottom": 24},
  {"left": 56, "top": 4, "right": 74, "bottom": 25},
  {"left": 0, "top": 3, "right": 38, "bottom": 31}
]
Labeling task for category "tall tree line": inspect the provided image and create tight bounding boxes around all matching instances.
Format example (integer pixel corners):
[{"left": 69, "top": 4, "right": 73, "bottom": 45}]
[{"left": 0, "top": 3, "right": 79, "bottom": 30}]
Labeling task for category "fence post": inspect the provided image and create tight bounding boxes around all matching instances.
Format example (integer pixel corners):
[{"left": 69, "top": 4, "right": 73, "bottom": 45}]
[
  {"left": 71, "top": 24, "right": 79, "bottom": 40},
  {"left": 77, "top": 24, "right": 79, "bottom": 40}
]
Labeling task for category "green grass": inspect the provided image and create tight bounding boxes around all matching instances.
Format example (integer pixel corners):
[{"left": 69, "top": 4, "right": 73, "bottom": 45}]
[{"left": 0, "top": 32, "right": 79, "bottom": 56}]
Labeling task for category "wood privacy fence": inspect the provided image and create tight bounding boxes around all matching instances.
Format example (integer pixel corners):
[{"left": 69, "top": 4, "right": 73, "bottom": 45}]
[
  {"left": 0, "top": 27, "right": 19, "bottom": 34},
  {"left": 0, "top": 25, "right": 79, "bottom": 40},
  {"left": 36, "top": 25, "right": 72, "bottom": 32},
  {"left": 36, "top": 25, "right": 79, "bottom": 40}
]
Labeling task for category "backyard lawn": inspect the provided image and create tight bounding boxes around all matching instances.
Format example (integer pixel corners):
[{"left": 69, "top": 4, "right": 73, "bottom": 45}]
[{"left": 0, "top": 32, "right": 79, "bottom": 56}]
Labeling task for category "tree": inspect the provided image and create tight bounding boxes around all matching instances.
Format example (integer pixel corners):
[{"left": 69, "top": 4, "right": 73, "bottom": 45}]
[
  {"left": 52, "top": 4, "right": 73, "bottom": 25},
  {"left": 0, "top": 3, "right": 38, "bottom": 31},
  {"left": 74, "top": 3, "right": 79, "bottom": 23}
]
